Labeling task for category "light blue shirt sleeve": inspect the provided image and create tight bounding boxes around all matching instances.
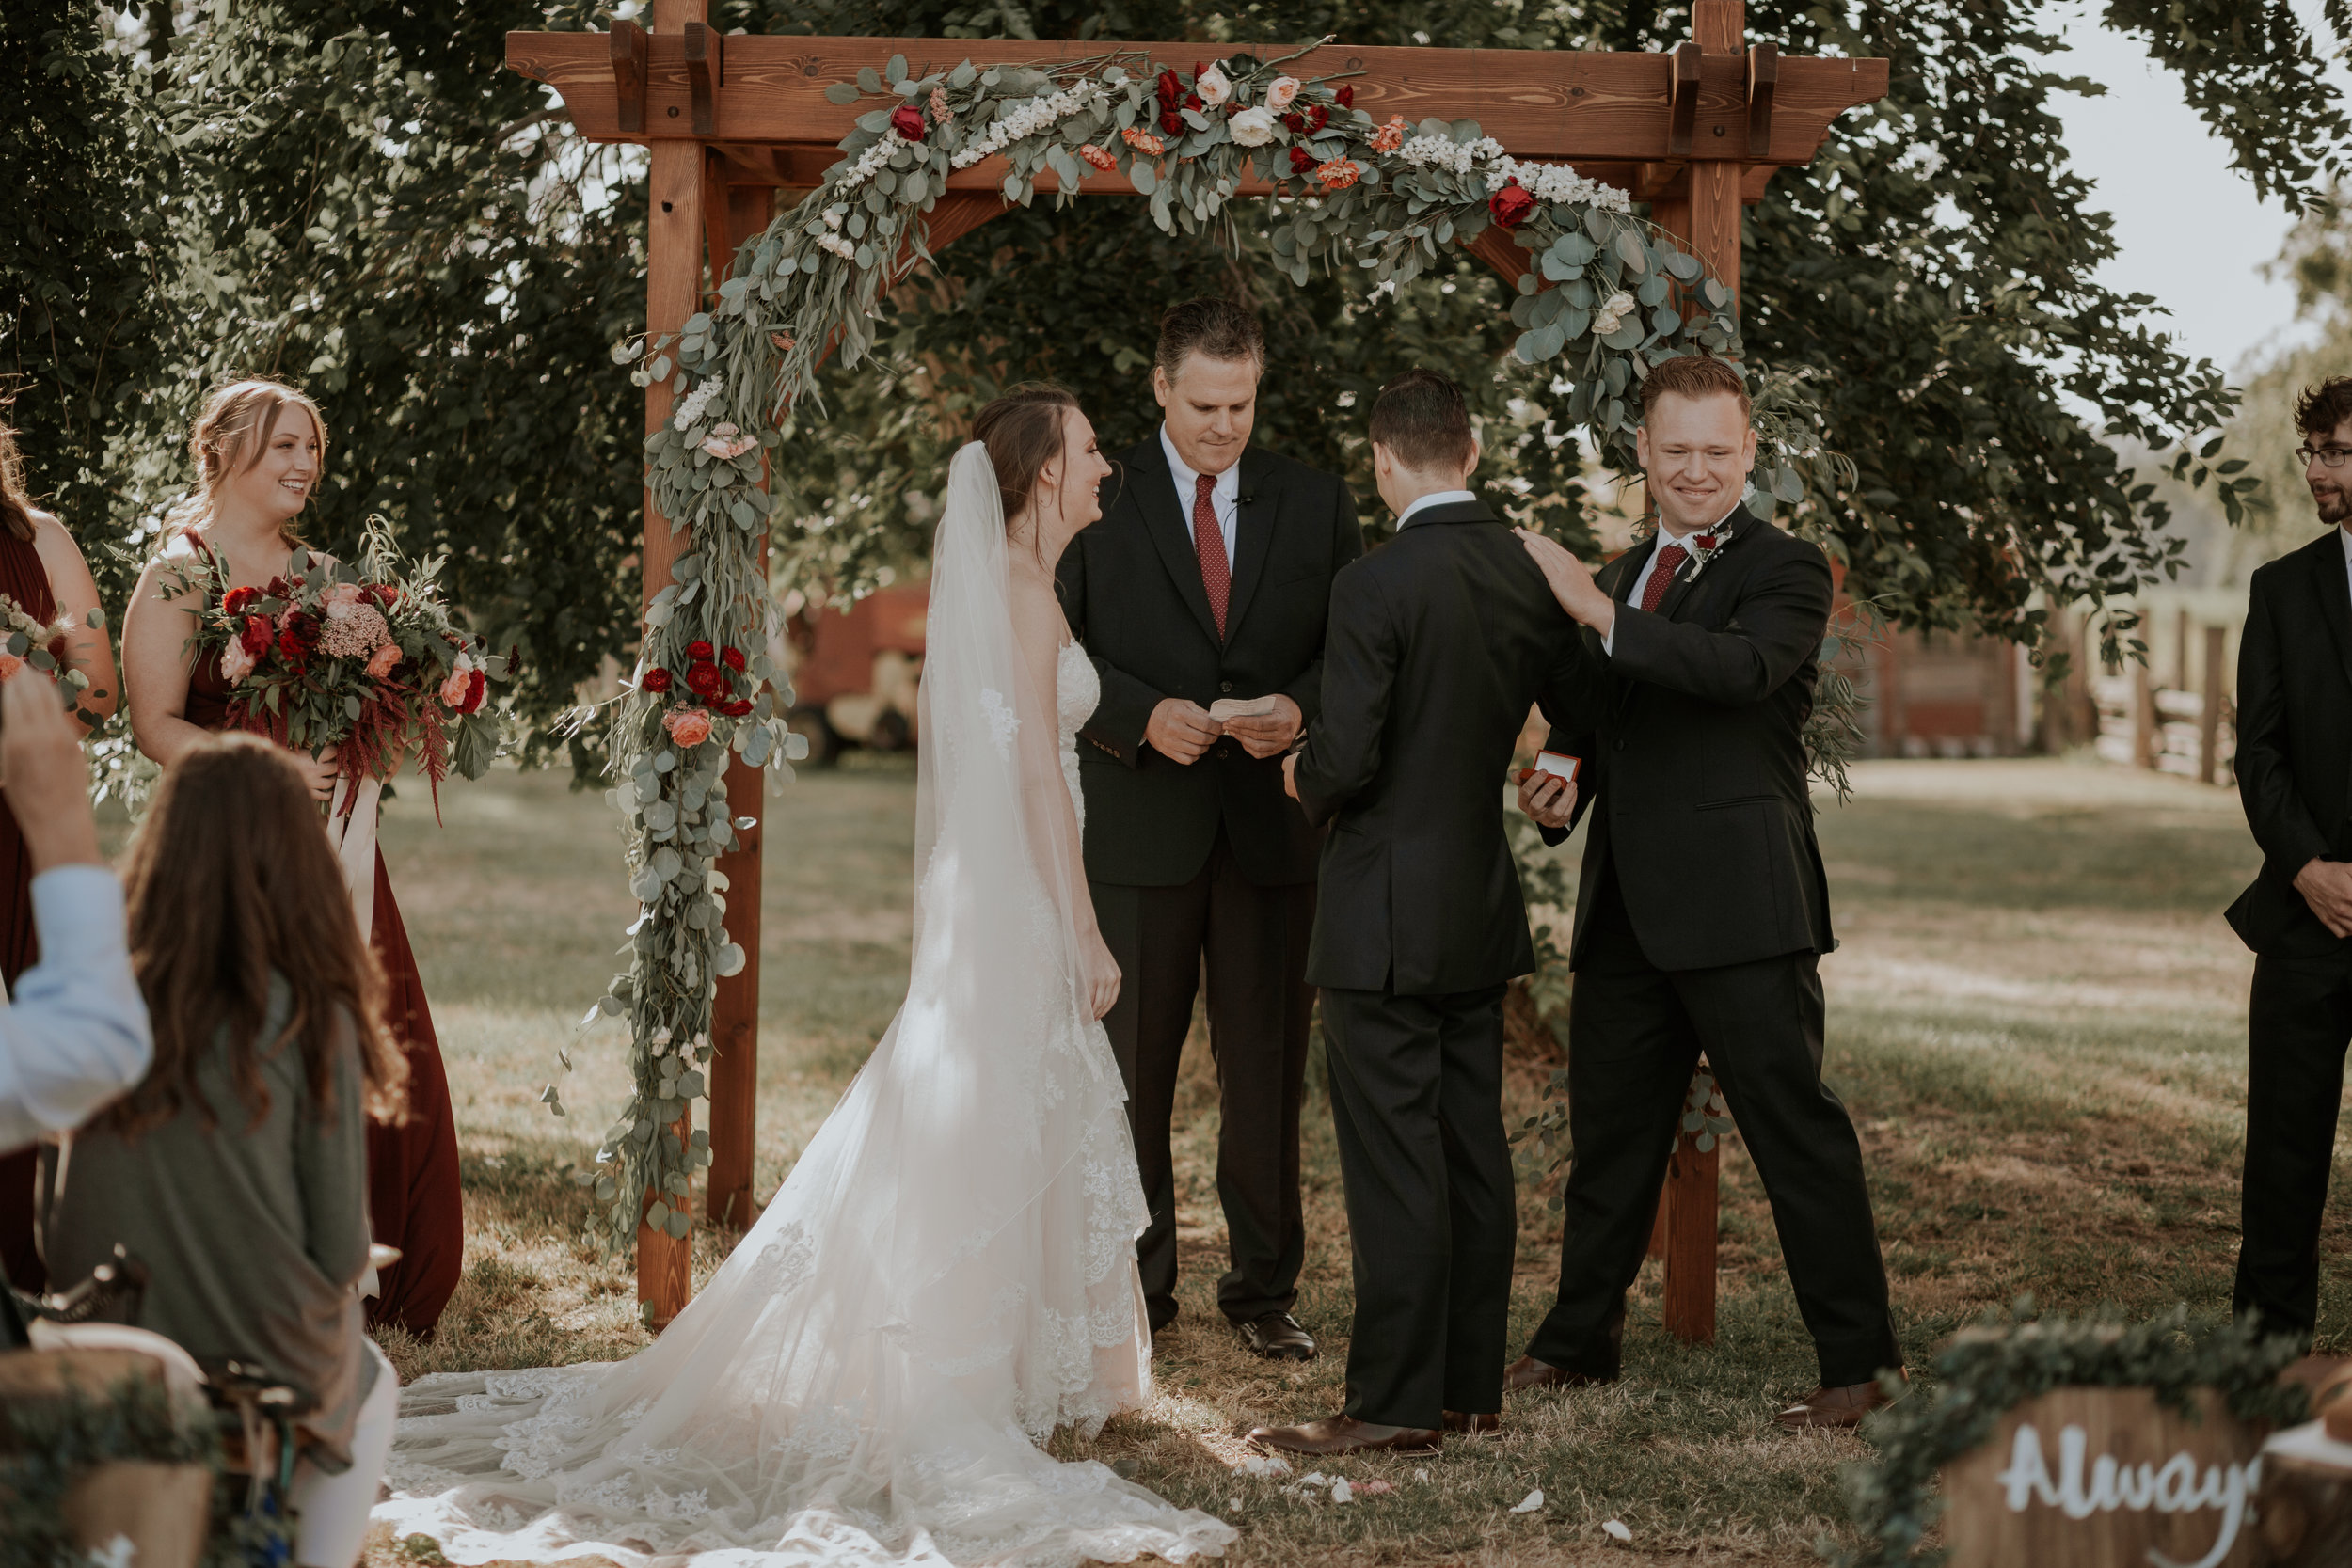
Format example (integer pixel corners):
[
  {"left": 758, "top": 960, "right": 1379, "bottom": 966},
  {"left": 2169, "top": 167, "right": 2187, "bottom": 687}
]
[{"left": 0, "top": 865, "right": 152, "bottom": 1153}]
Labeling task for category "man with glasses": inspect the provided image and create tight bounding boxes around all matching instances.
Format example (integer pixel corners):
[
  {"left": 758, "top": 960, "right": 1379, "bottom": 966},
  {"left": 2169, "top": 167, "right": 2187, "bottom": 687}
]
[{"left": 2228, "top": 376, "right": 2352, "bottom": 1348}]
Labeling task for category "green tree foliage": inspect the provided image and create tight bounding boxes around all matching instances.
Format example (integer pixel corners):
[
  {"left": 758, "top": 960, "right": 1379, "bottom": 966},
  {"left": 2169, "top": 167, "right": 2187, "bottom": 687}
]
[{"left": 2229, "top": 178, "right": 2352, "bottom": 565}]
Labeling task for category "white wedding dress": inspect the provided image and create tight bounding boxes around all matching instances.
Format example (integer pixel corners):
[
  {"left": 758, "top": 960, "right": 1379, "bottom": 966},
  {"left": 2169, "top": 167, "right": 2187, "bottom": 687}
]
[{"left": 373, "top": 445, "right": 1236, "bottom": 1567}]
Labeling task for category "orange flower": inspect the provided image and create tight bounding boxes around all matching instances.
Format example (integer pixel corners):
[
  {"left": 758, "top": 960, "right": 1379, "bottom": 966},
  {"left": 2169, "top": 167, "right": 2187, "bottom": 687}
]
[
  {"left": 770, "top": 331, "right": 796, "bottom": 353},
  {"left": 0, "top": 654, "right": 24, "bottom": 683},
  {"left": 1371, "top": 116, "right": 1406, "bottom": 154},
  {"left": 1315, "top": 157, "right": 1361, "bottom": 191},
  {"left": 1120, "top": 125, "right": 1166, "bottom": 156},
  {"left": 1078, "top": 142, "right": 1118, "bottom": 172},
  {"left": 664, "top": 706, "right": 714, "bottom": 748}
]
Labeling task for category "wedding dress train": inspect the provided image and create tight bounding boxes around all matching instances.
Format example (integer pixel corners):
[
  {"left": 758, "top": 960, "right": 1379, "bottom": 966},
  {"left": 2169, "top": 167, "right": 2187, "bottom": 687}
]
[{"left": 373, "top": 446, "right": 1235, "bottom": 1566}]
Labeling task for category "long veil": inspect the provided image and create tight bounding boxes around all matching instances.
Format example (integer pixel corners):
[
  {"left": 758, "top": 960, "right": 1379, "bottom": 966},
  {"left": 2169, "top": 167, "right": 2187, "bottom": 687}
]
[{"left": 373, "top": 444, "right": 1235, "bottom": 1566}]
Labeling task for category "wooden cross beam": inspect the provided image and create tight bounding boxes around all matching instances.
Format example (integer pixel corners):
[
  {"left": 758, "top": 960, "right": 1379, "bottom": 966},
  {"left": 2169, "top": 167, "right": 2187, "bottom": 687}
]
[{"left": 510, "top": 0, "right": 1884, "bottom": 1335}]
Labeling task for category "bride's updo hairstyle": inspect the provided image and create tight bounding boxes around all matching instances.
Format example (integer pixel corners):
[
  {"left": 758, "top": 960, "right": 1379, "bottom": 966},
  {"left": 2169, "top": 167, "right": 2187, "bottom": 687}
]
[
  {"left": 972, "top": 384, "right": 1082, "bottom": 533},
  {"left": 167, "top": 378, "right": 330, "bottom": 536}
]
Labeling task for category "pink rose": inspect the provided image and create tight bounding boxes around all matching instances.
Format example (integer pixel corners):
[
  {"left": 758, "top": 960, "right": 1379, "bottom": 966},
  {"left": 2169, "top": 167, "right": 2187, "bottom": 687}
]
[
  {"left": 366, "top": 641, "right": 402, "bottom": 679},
  {"left": 220, "top": 639, "right": 256, "bottom": 685},
  {"left": 439, "top": 669, "right": 473, "bottom": 708},
  {"left": 663, "top": 707, "right": 714, "bottom": 748},
  {"left": 1265, "top": 75, "right": 1302, "bottom": 112},
  {"left": 323, "top": 582, "right": 366, "bottom": 617}
]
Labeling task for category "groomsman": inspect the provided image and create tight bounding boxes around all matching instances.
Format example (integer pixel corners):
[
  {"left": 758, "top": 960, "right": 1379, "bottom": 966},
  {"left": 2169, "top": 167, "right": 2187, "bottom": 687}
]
[
  {"left": 1514, "top": 353, "right": 1903, "bottom": 1429},
  {"left": 2228, "top": 376, "right": 2352, "bottom": 1347},
  {"left": 1056, "top": 298, "right": 1362, "bottom": 1358}
]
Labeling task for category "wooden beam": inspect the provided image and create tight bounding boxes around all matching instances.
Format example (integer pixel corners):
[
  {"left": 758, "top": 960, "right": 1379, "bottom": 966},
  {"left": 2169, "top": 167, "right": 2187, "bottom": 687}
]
[
  {"left": 685, "top": 20, "right": 724, "bottom": 137},
  {"left": 1667, "top": 42, "right": 1701, "bottom": 158},
  {"left": 1746, "top": 43, "right": 1778, "bottom": 159},
  {"left": 507, "top": 32, "right": 1887, "bottom": 169},
  {"left": 610, "top": 19, "right": 647, "bottom": 135}
]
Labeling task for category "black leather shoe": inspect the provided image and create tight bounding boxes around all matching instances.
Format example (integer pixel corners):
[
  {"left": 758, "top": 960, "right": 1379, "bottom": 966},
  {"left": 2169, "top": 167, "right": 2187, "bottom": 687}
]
[
  {"left": 1238, "top": 1312, "right": 1316, "bottom": 1361},
  {"left": 1503, "top": 1354, "right": 1613, "bottom": 1394},
  {"left": 1442, "top": 1410, "right": 1502, "bottom": 1438}
]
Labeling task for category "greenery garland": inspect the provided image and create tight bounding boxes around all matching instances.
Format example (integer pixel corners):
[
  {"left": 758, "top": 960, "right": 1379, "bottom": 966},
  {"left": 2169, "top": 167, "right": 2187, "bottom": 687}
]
[
  {"left": 1836, "top": 1304, "right": 2308, "bottom": 1568},
  {"left": 561, "top": 42, "right": 1841, "bottom": 1253}
]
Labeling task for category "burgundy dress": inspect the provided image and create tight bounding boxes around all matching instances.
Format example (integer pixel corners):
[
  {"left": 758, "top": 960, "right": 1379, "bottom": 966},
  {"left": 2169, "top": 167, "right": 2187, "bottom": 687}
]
[
  {"left": 183, "top": 644, "right": 465, "bottom": 1338},
  {"left": 0, "top": 530, "right": 59, "bottom": 1291}
]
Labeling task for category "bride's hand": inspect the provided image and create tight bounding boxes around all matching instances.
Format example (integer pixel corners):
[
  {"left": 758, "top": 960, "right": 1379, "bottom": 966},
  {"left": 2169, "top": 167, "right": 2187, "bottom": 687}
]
[
  {"left": 293, "top": 744, "right": 342, "bottom": 803},
  {"left": 1078, "top": 927, "right": 1121, "bottom": 1021}
]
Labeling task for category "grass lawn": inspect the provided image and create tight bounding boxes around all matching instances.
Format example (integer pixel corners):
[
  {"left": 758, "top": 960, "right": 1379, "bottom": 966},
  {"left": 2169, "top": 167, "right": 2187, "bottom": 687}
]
[{"left": 360, "top": 752, "right": 2340, "bottom": 1565}]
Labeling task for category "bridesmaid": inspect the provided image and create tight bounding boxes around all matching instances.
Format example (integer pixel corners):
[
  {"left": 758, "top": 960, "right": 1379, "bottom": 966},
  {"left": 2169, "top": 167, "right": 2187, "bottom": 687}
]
[
  {"left": 120, "top": 379, "right": 464, "bottom": 1338},
  {"left": 0, "top": 419, "right": 119, "bottom": 1293}
]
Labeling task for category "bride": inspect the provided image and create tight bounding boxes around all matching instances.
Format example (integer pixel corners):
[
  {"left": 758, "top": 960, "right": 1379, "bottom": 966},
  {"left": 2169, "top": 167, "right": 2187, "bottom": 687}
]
[{"left": 374, "top": 387, "right": 1236, "bottom": 1566}]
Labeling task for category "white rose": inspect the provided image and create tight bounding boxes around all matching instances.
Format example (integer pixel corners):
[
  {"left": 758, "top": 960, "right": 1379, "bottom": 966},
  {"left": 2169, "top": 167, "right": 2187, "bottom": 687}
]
[
  {"left": 1265, "top": 75, "right": 1302, "bottom": 112},
  {"left": 1196, "top": 63, "right": 1232, "bottom": 108},
  {"left": 1593, "top": 290, "right": 1637, "bottom": 335},
  {"left": 1229, "top": 106, "right": 1279, "bottom": 147}
]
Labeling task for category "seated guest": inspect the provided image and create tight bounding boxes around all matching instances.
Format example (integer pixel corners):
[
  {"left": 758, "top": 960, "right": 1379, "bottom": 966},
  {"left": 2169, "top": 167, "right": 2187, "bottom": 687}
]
[
  {"left": 0, "top": 668, "right": 149, "bottom": 1156},
  {"left": 45, "top": 734, "right": 407, "bottom": 1568}
]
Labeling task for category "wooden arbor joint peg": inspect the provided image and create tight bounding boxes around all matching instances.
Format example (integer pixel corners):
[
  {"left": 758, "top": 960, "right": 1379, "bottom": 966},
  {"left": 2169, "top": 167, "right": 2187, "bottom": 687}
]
[
  {"left": 610, "top": 19, "right": 648, "bottom": 136},
  {"left": 686, "top": 22, "right": 726, "bottom": 137},
  {"left": 1745, "top": 43, "right": 1778, "bottom": 159},
  {"left": 1667, "top": 41, "right": 1702, "bottom": 159}
]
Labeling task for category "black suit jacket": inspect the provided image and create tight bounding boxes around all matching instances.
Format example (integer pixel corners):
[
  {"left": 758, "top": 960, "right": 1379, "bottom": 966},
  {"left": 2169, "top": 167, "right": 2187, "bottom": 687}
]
[
  {"left": 1293, "top": 499, "right": 1594, "bottom": 996},
  {"left": 1057, "top": 437, "right": 1363, "bottom": 887},
  {"left": 1541, "top": 506, "right": 1837, "bottom": 973},
  {"left": 2226, "top": 528, "right": 2352, "bottom": 958}
]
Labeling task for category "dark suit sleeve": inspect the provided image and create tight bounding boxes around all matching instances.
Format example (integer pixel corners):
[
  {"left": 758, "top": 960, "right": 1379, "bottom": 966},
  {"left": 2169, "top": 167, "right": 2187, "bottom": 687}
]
[
  {"left": 2235, "top": 568, "right": 2333, "bottom": 875},
  {"left": 1278, "top": 477, "right": 1366, "bottom": 727},
  {"left": 1057, "top": 537, "right": 1165, "bottom": 769},
  {"left": 1291, "top": 562, "right": 1394, "bottom": 829},
  {"left": 1532, "top": 626, "right": 1607, "bottom": 846},
  {"left": 1607, "top": 540, "right": 1831, "bottom": 705}
]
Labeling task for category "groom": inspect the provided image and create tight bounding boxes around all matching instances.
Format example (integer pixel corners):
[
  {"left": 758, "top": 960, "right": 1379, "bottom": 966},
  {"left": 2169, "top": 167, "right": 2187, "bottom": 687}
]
[
  {"left": 1250, "top": 370, "right": 1592, "bottom": 1456},
  {"left": 1056, "top": 297, "right": 1362, "bottom": 1359}
]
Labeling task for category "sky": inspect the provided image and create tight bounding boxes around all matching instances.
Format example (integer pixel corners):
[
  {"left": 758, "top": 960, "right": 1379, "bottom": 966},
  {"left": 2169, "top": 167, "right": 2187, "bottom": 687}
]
[{"left": 2039, "top": 3, "right": 2337, "bottom": 378}]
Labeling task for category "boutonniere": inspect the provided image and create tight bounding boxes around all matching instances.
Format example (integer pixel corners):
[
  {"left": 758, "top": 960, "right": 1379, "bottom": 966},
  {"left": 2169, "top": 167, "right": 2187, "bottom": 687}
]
[{"left": 1677, "top": 519, "right": 1740, "bottom": 588}]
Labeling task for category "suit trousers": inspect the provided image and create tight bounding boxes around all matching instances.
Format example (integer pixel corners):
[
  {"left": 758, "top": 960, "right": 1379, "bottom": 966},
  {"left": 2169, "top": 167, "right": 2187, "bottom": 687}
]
[
  {"left": 1529, "top": 870, "right": 1901, "bottom": 1387},
  {"left": 2233, "top": 946, "right": 2352, "bottom": 1344},
  {"left": 1320, "top": 982, "right": 1515, "bottom": 1429},
  {"left": 1092, "top": 829, "right": 1315, "bottom": 1331}
]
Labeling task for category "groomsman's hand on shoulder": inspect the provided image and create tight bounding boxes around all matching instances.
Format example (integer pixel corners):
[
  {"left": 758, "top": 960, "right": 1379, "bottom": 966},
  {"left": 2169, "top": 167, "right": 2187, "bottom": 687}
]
[
  {"left": 2296, "top": 858, "right": 2352, "bottom": 939},
  {"left": 1516, "top": 768, "right": 1576, "bottom": 831},
  {"left": 1222, "top": 694, "right": 1301, "bottom": 758},
  {"left": 1145, "top": 697, "right": 1222, "bottom": 765},
  {"left": 1516, "top": 529, "right": 1614, "bottom": 638}
]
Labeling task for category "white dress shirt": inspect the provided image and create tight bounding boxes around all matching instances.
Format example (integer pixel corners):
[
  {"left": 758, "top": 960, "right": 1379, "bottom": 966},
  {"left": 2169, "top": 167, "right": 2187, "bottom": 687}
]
[
  {"left": 1396, "top": 489, "right": 1477, "bottom": 529},
  {"left": 1607, "top": 500, "right": 1744, "bottom": 656},
  {"left": 0, "top": 866, "right": 152, "bottom": 1154},
  {"left": 1161, "top": 426, "right": 1240, "bottom": 566}
]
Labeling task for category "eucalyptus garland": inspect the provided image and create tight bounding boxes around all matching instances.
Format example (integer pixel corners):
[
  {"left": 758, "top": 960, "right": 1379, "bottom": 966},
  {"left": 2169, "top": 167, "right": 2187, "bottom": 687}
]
[
  {"left": 564, "top": 43, "right": 1838, "bottom": 1254},
  {"left": 1836, "top": 1305, "right": 2308, "bottom": 1567}
]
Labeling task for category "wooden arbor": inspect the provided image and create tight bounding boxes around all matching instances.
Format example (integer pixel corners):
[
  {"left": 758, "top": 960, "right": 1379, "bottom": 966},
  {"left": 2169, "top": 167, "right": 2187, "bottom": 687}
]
[{"left": 506, "top": 0, "right": 1885, "bottom": 1329}]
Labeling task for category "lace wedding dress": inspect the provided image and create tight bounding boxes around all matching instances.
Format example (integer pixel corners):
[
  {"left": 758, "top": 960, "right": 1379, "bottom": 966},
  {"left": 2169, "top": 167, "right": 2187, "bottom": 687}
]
[{"left": 373, "top": 445, "right": 1236, "bottom": 1567}]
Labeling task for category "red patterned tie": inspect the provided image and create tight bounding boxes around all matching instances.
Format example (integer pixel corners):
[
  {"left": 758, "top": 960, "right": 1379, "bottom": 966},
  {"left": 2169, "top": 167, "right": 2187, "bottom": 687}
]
[
  {"left": 1193, "top": 471, "right": 1231, "bottom": 638},
  {"left": 1639, "top": 543, "right": 1689, "bottom": 613}
]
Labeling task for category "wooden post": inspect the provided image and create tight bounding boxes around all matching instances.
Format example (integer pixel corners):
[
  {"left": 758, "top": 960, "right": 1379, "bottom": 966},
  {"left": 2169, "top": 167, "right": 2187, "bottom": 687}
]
[
  {"left": 707, "top": 176, "right": 775, "bottom": 1231},
  {"left": 2131, "top": 658, "right": 2156, "bottom": 771},
  {"left": 2172, "top": 604, "right": 2192, "bottom": 692},
  {"left": 635, "top": 0, "right": 707, "bottom": 1329},
  {"left": 2200, "top": 623, "right": 2228, "bottom": 786}
]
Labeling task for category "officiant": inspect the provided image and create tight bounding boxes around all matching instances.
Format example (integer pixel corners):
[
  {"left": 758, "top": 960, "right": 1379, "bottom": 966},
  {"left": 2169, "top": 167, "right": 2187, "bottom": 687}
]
[{"left": 1056, "top": 298, "right": 1362, "bottom": 1359}]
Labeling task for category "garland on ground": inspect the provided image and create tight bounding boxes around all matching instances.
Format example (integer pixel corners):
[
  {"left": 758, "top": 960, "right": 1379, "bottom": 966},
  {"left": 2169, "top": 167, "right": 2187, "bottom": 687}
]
[
  {"left": 1836, "top": 1304, "right": 2307, "bottom": 1567},
  {"left": 565, "top": 43, "right": 1841, "bottom": 1252}
]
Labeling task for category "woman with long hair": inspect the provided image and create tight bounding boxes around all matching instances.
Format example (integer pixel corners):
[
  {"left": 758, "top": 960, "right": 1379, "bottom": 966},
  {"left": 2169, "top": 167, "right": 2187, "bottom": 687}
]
[
  {"left": 0, "top": 416, "right": 122, "bottom": 1292},
  {"left": 46, "top": 733, "right": 409, "bottom": 1567},
  {"left": 119, "top": 378, "right": 464, "bottom": 1338},
  {"left": 375, "top": 388, "right": 1232, "bottom": 1565}
]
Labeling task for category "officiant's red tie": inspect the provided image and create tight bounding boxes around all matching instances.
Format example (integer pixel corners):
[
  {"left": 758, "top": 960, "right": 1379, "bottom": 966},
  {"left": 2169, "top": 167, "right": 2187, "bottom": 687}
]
[
  {"left": 1639, "top": 543, "right": 1689, "bottom": 613},
  {"left": 1193, "top": 472, "right": 1231, "bottom": 637}
]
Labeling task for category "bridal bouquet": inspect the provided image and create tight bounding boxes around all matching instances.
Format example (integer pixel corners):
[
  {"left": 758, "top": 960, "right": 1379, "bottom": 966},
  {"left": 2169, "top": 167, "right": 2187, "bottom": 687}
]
[
  {"left": 158, "top": 515, "right": 508, "bottom": 814},
  {"left": 0, "top": 595, "right": 103, "bottom": 719}
]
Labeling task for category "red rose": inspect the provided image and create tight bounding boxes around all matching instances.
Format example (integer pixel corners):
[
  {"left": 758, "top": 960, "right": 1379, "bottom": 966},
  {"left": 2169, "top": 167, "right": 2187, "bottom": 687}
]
[
  {"left": 643, "top": 668, "right": 674, "bottom": 694},
  {"left": 277, "top": 624, "right": 310, "bottom": 669},
  {"left": 222, "top": 586, "right": 261, "bottom": 615},
  {"left": 1289, "top": 145, "right": 1315, "bottom": 174},
  {"left": 1335, "top": 86, "right": 1355, "bottom": 108},
  {"left": 1693, "top": 534, "right": 1719, "bottom": 551},
  {"left": 1156, "top": 69, "right": 1180, "bottom": 103},
  {"left": 462, "top": 668, "right": 487, "bottom": 715},
  {"left": 889, "top": 103, "right": 927, "bottom": 142},
  {"left": 716, "top": 697, "right": 754, "bottom": 718},
  {"left": 1489, "top": 182, "right": 1535, "bottom": 230},
  {"left": 685, "top": 659, "right": 726, "bottom": 700},
  {"left": 720, "top": 645, "right": 746, "bottom": 673},
  {"left": 1184, "top": 92, "right": 1203, "bottom": 112},
  {"left": 238, "top": 615, "right": 274, "bottom": 657},
  {"left": 364, "top": 582, "right": 398, "bottom": 605},
  {"left": 1306, "top": 103, "right": 1329, "bottom": 132},
  {"left": 686, "top": 640, "right": 713, "bottom": 661},
  {"left": 1159, "top": 109, "right": 1184, "bottom": 135}
]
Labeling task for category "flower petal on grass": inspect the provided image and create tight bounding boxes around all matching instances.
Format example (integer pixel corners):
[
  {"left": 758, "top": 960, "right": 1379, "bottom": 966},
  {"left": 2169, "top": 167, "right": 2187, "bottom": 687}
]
[
  {"left": 1357, "top": 1479, "right": 1395, "bottom": 1495},
  {"left": 1331, "top": 1479, "right": 1354, "bottom": 1504},
  {"left": 1603, "top": 1518, "right": 1632, "bottom": 1541},
  {"left": 1511, "top": 1489, "right": 1545, "bottom": 1514}
]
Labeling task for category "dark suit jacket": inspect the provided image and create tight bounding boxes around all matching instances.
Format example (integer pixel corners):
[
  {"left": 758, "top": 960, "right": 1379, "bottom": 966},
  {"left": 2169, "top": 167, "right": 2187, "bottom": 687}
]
[
  {"left": 1057, "top": 436, "right": 1362, "bottom": 887},
  {"left": 1292, "top": 499, "right": 1593, "bottom": 996},
  {"left": 1540, "top": 505, "right": 1837, "bottom": 973},
  {"left": 2226, "top": 528, "right": 2352, "bottom": 958}
]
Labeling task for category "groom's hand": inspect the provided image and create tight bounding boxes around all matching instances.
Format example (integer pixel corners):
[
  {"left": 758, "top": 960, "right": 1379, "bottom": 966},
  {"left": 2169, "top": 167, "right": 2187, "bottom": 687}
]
[
  {"left": 1518, "top": 528, "right": 1615, "bottom": 638},
  {"left": 2296, "top": 858, "right": 2352, "bottom": 939},
  {"left": 1146, "top": 698, "right": 1223, "bottom": 764},
  {"left": 1223, "top": 694, "right": 1302, "bottom": 759},
  {"left": 1516, "top": 768, "right": 1576, "bottom": 831},
  {"left": 1281, "top": 752, "right": 1301, "bottom": 800}
]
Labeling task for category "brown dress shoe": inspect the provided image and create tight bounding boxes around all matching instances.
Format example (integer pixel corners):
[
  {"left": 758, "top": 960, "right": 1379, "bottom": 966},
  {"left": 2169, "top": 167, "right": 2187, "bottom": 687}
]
[
  {"left": 1245, "top": 1416, "right": 1444, "bottom": 1456},
  {"left": 1442, "top": 1410, "right": 1502, "bottom": 1437},
  {"left": 1503, "top": 1355, "right": 1612, "bottom": 1394},
  {"left": 1775, "top": 1379, "right": 1897, "bottom": 1431}
]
